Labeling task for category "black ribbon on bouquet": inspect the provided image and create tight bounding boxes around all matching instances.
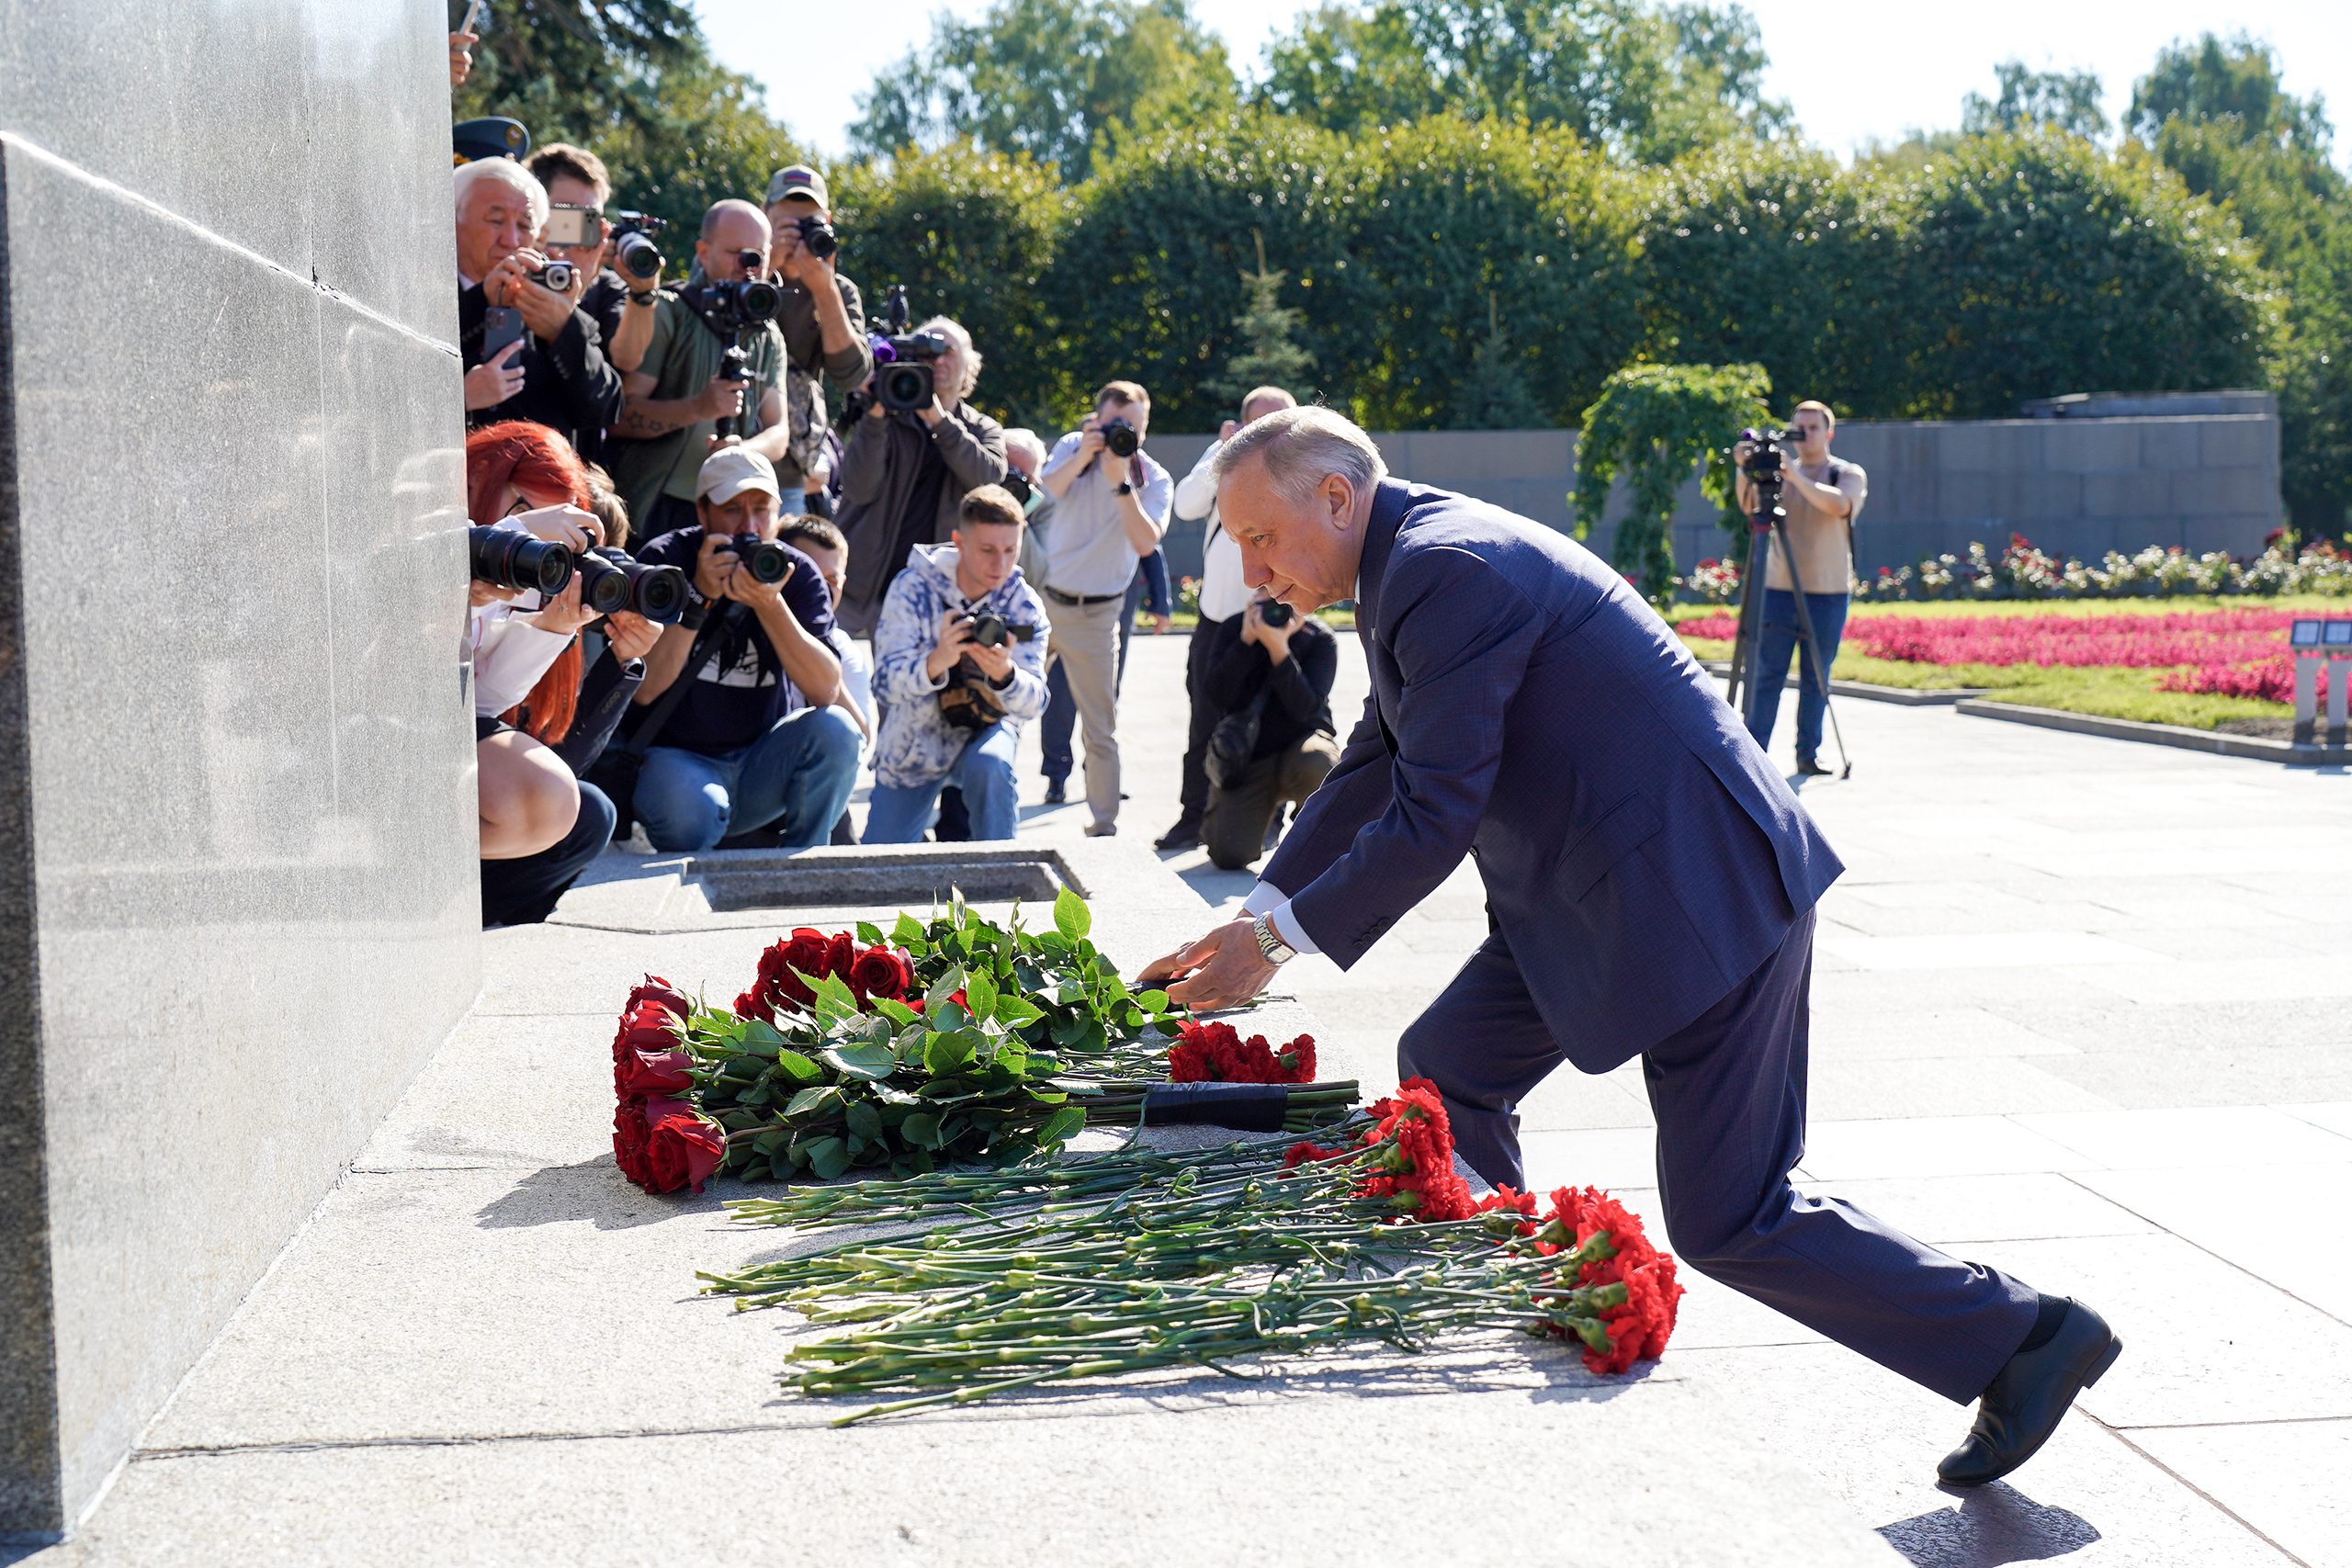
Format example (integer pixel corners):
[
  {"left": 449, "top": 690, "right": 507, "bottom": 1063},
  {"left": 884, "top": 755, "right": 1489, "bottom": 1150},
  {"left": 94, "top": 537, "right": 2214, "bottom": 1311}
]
[{"left": 1139, "top": 1082, "right": 1289, "bottom": 1132}]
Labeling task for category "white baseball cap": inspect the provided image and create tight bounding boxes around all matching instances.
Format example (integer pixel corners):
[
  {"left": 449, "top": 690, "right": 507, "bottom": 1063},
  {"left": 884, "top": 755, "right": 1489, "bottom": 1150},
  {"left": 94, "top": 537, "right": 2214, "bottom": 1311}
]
[{"left": 695, "top": 447, "right": 781, "bottom": 505}]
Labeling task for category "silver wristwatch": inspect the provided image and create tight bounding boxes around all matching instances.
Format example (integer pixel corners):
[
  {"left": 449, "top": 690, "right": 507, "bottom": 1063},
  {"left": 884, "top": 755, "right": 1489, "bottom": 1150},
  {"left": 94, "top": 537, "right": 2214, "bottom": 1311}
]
[{"left": 1252, "top": 913, "right": 1298, "bottom": 965}]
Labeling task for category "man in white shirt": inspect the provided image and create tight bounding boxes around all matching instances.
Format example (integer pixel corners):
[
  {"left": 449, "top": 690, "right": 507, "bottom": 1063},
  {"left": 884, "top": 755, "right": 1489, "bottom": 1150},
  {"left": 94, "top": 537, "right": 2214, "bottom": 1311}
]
[
  {"left": 1036, "top": 380, "right": 1173, "bottom": 836},
  {"left": 1156, "top": 385, "right": 1298, "bottom": 852}
]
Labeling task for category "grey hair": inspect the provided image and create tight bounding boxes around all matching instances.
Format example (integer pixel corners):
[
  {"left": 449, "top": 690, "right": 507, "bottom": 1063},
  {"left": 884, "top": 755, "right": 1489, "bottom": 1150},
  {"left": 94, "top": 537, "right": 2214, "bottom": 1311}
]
[
  {"left": 454, "top": 158, "right": 548, "bottom": 235},
  {"left": 1212, "top": 405, "right": 1386, "bottom": 504},
  {"left": 1001, "top": 427, "right": 1047, "bottom": 467},
  {"left": 917, "top": 316, "right": 982, "bottom": 399}
]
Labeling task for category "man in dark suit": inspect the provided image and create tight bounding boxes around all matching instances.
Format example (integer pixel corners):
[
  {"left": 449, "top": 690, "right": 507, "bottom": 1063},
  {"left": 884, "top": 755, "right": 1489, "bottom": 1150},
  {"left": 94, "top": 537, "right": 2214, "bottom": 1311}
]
[{"left": 1140, "top": 407, "right": 2121, "bottom": 1489}]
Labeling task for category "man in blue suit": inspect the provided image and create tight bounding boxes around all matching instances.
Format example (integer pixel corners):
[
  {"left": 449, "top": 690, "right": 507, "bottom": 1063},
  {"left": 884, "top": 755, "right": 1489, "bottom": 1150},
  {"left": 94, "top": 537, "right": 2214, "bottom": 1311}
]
[{"left": 1140, "top": 407, "right": 2121, "bottom": 1487}]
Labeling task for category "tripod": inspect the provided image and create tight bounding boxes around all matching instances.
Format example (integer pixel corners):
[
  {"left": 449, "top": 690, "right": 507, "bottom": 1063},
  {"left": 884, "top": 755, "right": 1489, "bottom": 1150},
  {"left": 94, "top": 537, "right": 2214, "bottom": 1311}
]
[{"left": 1722, "top": 479, "right": 1853, "bottom": 781}]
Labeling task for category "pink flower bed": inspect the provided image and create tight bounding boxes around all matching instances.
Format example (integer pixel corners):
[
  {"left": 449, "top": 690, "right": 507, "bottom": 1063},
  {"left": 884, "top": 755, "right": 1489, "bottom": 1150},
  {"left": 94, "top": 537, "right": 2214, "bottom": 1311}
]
[{"left": 1674, "top": 608, "right": 2312, "bottom": 705}]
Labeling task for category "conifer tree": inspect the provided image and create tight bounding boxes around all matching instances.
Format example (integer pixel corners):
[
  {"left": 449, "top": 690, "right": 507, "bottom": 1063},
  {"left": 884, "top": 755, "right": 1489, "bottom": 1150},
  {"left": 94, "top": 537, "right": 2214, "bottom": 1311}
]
[
  {"left": 1459, "top": 293, "right": 1547, "bottom": 429},
  {"left": 1210, "top": 231, "right": 1316, "bottom": 407}
]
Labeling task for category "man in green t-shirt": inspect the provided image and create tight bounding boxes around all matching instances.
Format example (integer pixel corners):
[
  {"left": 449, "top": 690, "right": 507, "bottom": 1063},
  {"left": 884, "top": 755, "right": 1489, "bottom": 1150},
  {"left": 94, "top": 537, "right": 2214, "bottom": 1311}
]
[{"left": 604, "top": 198, "right": 790, "bottom": 538}]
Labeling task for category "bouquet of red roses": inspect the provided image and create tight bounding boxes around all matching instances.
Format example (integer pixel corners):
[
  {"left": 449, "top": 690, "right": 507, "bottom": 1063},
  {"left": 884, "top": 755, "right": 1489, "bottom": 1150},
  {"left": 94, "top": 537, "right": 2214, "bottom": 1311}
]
[
  {"left": 610, "top": 976, "right": 725, "bottom": 1195},
  {"left": 735, "top": 929, "right": 915, "bottom": 1022}
]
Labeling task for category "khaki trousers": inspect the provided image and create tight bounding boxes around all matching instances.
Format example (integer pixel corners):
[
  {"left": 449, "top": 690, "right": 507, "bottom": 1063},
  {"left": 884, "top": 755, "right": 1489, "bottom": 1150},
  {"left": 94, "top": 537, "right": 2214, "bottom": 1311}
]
[
  {"left": 1045, "top": 594, "right": 1126, "bottom": 829},
  {"left": 1202, "top": 732, "right": 1340, "bottom": 870}
]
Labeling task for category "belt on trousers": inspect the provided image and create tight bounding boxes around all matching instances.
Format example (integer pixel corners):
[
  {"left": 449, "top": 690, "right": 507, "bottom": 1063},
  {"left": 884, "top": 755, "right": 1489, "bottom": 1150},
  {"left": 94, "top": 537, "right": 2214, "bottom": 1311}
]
[{"left": 1043, "top": 587, "right": 1124, "bottom": 607}]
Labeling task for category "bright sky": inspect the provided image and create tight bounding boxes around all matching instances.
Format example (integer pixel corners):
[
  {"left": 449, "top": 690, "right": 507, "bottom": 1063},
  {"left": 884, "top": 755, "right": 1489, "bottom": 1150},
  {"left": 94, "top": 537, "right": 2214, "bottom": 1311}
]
[{"left": 695, "top": 0, "right": 2352, "bottom": 166}]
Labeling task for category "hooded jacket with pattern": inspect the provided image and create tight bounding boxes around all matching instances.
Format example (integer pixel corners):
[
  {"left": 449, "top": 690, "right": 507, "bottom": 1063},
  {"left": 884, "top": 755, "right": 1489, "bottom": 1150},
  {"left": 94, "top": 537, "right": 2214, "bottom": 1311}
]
[{"left": 870, "top": 544, "right": 1053, "bottom": 789}]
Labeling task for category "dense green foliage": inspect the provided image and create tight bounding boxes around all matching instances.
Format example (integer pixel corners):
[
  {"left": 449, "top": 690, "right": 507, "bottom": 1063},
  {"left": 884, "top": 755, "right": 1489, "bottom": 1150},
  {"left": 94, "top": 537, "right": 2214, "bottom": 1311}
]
[
  {"left": 1570, "top": 362, "right": 1769, "bottom": 598},
  {"left": 2131, "top": 35, "right": 2352, "bottom": 529},
  {"left": 851, "top": 0, "right": 1237, "bottom": 181},
  {"left": 1962, "top": 62, "right": 2108, "bottom": 141},
  {"left": 1257, "top": 0, "right": 1788, "bottom": 163},
  {"left": 450, "top": 0, "right": 803, "bottom": 236}
]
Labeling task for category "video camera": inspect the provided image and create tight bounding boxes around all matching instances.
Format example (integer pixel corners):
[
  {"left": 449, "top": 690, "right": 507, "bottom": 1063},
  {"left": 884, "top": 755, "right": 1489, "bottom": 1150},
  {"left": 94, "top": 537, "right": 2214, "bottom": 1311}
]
[
  {"left": 871, "top": 284, "right": 947, "bottom": 413},
  {"left": 611, "top": 210, "right": 665, "bottom": 282},
  {"left": 572, "top": 547, "right": 688, "bottom": 624},
  {"left": 1734, "top": 427, "right": 1804, "bottom": 494},
  {"left": 469, "top": 525, "right": 575, "bottom": 596}
]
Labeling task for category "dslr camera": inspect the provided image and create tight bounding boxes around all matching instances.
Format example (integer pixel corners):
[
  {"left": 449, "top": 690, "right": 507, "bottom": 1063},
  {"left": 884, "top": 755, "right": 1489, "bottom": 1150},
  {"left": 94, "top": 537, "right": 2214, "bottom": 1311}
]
[
  {"left": 685, "top": 276, "right": 782, "bottom": 333},
  {"left": 469, "top": 525, "right": 575, "bottom": 596},
  {"left": 610, "top": 209, "right": 665, "bottom": 282},
  {"left": 572, "top": 547, "right": 688, "bottom": 624},
  {"left": 1257, "top": 598, "right": 1295, "bottom": 628},
  {"left": 794, "top": 214, "right": 838, "bottom": 260},
  {"left": 964, "top": 611, "right": 1037, "bottom": 649},
  {"left": 528, "top": 259, "right": 576, "bottom": 292},
  {"left": 1100, "top": 418, "right": 1140, "bottom": 458},
  {"left": 870, "top": 284, "right": 948, "bottom": 413},
  {"left": 725, "top": 533, "right": 793, "bottom": 584},
  {"left": 999, "top": 468, "right": 1033, "bottom": 505}
]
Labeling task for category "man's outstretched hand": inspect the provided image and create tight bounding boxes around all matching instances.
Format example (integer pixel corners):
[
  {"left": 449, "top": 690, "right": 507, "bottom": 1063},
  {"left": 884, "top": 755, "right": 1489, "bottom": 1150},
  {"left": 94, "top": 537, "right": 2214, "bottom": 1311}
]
[{"left": 1136, "top": 917, "right": 1278, "bottom": 1012}]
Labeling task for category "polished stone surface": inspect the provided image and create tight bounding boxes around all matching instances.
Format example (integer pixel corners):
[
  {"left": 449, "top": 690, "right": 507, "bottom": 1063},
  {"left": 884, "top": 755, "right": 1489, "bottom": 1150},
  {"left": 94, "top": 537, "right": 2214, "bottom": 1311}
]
[{"left": 0, "top": 6, "right": 473, "bottom": 1535}]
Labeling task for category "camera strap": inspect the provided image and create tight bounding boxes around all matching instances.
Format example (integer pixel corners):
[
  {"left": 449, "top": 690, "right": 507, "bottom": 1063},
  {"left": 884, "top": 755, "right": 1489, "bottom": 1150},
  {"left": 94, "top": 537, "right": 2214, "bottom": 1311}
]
[{"left": 622, "top": 604, "right": 741, "bottom": 759}]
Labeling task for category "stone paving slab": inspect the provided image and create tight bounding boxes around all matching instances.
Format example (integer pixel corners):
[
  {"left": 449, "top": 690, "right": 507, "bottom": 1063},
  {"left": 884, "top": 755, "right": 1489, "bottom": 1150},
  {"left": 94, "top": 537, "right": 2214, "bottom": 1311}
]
[{"left": 2129, "top": 1418, "right": 2352, "bottom": 1568}]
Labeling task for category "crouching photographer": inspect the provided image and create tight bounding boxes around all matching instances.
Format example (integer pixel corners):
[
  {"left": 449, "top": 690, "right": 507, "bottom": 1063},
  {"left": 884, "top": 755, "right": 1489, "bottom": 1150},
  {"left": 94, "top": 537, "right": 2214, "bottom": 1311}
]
[
  {"left": 467, "top": 423, "right": 644, "bottom": 926},
  {"left": 1198, "top": 590, "right": 1339, "bottom": 871},
  {"left": 865, "top": 486, "right": 1051, "bottom": 843}
]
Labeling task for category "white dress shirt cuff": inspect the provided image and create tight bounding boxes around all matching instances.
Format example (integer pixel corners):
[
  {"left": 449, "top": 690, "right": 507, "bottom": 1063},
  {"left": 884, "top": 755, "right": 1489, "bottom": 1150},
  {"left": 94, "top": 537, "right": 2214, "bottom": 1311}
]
[{"left": 1240, "top": 882, "right": 1321, "bottom": 957}]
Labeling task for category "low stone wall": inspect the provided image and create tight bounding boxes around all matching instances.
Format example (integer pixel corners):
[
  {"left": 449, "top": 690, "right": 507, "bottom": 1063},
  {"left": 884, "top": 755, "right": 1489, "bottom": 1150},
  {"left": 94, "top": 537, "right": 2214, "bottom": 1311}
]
[{"left": 1143, "top": 407, "right": 2282, "bottom": 586}]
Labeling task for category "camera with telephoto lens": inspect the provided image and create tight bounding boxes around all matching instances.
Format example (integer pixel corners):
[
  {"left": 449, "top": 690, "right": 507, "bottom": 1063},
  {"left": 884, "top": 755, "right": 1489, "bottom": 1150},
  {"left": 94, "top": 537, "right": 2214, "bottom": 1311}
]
[
  {"left": 1101, "top": 418, "right": 1140, "bottom": 458},
  {"left": 469, "top": 525, "right": 575, "bottom": 595},
  {"left": 794, "top": 214, "right": 838, "bottom": 260},
  {"left": 610, "top": 210, "right": 665, "bottom": 281},
  {"left": 727, "top": 534, "right": 792, "bottom": 584},
  {"left": 964, "top": 611, "right": 1037, "bottom": 649},
  {"left": 1258, "top": 598, "right": 1295, "bottom": 628},
  {"left": 685, "top": 276, "right": 782, "bottom": 333},
  {"left": 571, "top": 547, "right": 688, "bottom": 624},
  {"left": 528, "top": 259, "right": 575, "bottom": 292}
]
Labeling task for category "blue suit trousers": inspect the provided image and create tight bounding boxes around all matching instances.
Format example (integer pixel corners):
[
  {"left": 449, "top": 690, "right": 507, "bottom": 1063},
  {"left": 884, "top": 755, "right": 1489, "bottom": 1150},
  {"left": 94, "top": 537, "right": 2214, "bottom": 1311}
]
[{"left": 1399, "top": 907, "right": 2037, "bottom": 1403}]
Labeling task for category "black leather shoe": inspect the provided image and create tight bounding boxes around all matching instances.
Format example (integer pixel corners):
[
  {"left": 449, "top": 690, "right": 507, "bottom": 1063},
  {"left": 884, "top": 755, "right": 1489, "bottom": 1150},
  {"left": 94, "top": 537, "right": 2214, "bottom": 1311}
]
[
  {"left": 1154, "top": 819, "right": 1203, "bottom": 852},
  {"left": 1043, "top": 779, "right": 1067, "bottom": 805},
  {"left": 1939, "top": 1299, "right": 2122, "bottom": 1487},
  {"left": 1793, "top": 756, "right": 1835, "bottom": 777}
]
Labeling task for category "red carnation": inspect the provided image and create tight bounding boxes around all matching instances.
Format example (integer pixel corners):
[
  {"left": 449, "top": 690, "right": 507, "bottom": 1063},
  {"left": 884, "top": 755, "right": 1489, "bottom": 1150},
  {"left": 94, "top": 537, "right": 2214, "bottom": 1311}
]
[
  {"left": 1532, "top": 1184, "right": 1684, "bottom": 1373},
  {"left": 847, "top": 944, "right": 912, "bottom": 1003},
  {"left": 640, "top": 1099, "right": 726, "bottom": 1194}
]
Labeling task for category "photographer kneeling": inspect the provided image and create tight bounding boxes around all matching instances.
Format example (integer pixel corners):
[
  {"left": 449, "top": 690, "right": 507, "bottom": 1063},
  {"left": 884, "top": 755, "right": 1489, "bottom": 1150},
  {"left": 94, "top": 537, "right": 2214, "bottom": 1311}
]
[
  {"left": 865, "top": 486, "right": 1051, "bottom": 843},
  {"left": 617, "top": 449, "right": 861, "bottom": 851},
  {"left": 1198, "top": 590, "right": 1339, "bottom": 871}
]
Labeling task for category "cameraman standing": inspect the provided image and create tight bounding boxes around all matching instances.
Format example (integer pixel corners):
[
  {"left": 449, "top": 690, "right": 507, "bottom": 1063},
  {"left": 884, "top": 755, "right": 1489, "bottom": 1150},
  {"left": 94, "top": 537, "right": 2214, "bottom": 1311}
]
[
  {"left": 456, "top": 159, "right": 623, "bottom": 453},
  {"left": 833, "top": 318, "right": 1008, "bottom": 632},
  {"left": 604, "top": 199, "right": 794, "bottom": 541},
  {"left": 1732, "top": 400, "right": 1868, "bottom": 775},
  {"left": 865, "top": 486, "right": 1052, "bottom": 843},
  {"left": 764, "top": 165, "right": 872, "bottom": 515},
  {"left": 1035, "top": 381, "right": 1171, "bottom": 838},
  {"left": 526, "top": 145, "right": 660, "bottom": 389}
]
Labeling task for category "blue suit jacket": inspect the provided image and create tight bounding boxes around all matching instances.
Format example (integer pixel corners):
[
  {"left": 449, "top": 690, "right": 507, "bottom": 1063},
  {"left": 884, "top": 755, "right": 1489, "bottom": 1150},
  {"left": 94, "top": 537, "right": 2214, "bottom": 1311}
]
[{"left": 1263, "top": 481, "right": 1844, "bottom": 1073}]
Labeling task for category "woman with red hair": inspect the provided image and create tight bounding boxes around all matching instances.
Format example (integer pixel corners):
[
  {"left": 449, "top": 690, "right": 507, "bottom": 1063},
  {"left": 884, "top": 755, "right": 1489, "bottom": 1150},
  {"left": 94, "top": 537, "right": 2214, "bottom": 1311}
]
[{"left": 468, "top": 422, "right": 653, "bottom": 922}]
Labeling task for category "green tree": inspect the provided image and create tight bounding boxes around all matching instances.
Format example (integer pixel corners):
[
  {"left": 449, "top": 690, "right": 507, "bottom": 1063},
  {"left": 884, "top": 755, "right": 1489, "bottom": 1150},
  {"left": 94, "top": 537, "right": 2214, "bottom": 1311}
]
[
  {"left": 2131, "top": 34, "right": 2352, "bottom": 530},
  {"left": 1962, "top": 62, "right": 2108, "bottom": 140},
  {"left": 832, "top": 143, "right": 1074, "bottom": 430},
  {"left": 851, "top": 0, "right": 1238, "bottom": 182},
  {"left": 1571, "top": 363, "right": 1770, "bottom": 601},
  {"left": 451, "top": 1, "right": 802, "bottom": 236},
  {"left": 1460, "top": 293, "right": 1548, "bottom": 428},
  {"left": 1208, "top": 231, "right": 1318, "bottom": 409},
  {"left": 1258, "top": 0, "right": 1790, "bottom": 163}
]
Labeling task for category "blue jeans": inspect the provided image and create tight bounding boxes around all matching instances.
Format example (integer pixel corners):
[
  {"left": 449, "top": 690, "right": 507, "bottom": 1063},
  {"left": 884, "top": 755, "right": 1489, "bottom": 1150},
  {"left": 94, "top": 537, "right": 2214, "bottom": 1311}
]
[
  {"left": 1743, "top": 589, "right": 1849, "bottom": 761},
  {"left": 635, "top": 705, "right": 862, "bottom": 852},
  {"left": 865, "top": 723, "right": 1021, "bottom": 843}
]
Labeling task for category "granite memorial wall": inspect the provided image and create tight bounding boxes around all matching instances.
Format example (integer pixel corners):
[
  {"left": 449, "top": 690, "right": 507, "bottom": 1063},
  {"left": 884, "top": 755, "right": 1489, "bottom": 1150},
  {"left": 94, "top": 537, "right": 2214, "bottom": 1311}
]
[{"left": 0, "top": 1, "right": 479, "bottom": 1538}]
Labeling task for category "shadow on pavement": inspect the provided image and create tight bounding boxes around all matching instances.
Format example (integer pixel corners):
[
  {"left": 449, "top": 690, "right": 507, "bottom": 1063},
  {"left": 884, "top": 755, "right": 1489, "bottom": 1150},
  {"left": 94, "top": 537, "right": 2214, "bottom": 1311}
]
[
  {"left": 474, "top": 1157, "right": 726, "bottom": 1231},
  {"left": 1877, "top": 1480, "right": 2101, "bottom": 1566}
]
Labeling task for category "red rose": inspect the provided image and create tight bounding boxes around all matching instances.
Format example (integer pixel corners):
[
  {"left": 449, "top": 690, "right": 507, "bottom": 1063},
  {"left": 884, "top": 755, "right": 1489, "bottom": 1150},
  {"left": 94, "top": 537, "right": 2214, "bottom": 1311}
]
[
  {"left": 613, "top": 999, "right": 684, "bottom": 1061},
  {"left": 641, "top": 1100, "right": 725, "bottom": 1194},
  {"left": 821, "top": 932, "right": 856, "bottom": 981},
  {"left": 616, "top": 1047, "right": 694, "bottom": 1099},
  {"left": 613, "top": 1102, "right": 652, "bottom": 1187},
  {"left": 741, "top": 928, "right": 837, "bottom": 1019},
  {"left": 848, "top": 944, "right": 912, "bottom": 1002},
  {"left": 625, "top": 975, "right": 691, "bottom": 1019}
]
